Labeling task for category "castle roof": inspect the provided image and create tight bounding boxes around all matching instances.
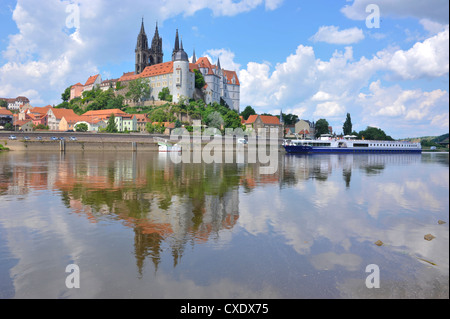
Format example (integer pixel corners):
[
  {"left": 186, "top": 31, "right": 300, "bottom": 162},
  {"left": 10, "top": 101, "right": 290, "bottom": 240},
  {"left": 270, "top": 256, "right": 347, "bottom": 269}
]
[
  {"left": 85, "top": 74, "right": 100, "bottom": 86},
  {"left": 140, "top": 61, "right": 174, "bottom": 77}
]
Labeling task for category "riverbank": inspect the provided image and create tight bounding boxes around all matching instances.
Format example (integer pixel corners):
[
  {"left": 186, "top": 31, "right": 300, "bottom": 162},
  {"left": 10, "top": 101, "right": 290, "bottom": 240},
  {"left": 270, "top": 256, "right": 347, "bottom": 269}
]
[{"left": 0, "top": 132, "right": 283, "bottom": 152}]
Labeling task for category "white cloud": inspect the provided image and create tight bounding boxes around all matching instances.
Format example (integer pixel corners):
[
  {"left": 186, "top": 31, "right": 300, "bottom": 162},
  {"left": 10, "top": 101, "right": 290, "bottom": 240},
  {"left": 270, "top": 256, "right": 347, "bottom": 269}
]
[
  {"left": 313, "top": 101, "right": 345, "bottom": 118},
  {"left": 420, "top": 19, "right": 447, "bottom": 35},
  {"left": 159, "top": 0, "right": 283, "bottom": 18},
  {"left": 237, "top": 27, "right": 448, "bottom": 137},
  {"left": 203, "top": 48, "right": 241, "bottom": 72},
  {"left": 341, "top": 0, "right": 449, "bottom": 24},
  {"left": 357, "top": 80, "right": 449, "bottom": 134},
  {"left": 310, "top": 25, "right": 365, "bottom": 44},
  {"left": 386, "top": 26, "right": 449, "bottom": 80}
]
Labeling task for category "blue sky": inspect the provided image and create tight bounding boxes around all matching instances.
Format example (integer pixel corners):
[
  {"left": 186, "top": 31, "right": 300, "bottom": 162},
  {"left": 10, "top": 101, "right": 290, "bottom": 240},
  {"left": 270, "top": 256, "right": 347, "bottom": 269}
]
[{"left": 0, "top": 0, "right": 448, "bottom": 138}]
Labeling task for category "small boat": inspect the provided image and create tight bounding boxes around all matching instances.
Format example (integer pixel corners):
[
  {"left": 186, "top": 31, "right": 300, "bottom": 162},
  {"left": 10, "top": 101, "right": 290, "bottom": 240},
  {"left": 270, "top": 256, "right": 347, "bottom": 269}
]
[
  {"left": 154, "top": 137, "right": 182, "bottom": 152},
  {"left": 283, "top": 134, "right": 422, "bottom": 154}
]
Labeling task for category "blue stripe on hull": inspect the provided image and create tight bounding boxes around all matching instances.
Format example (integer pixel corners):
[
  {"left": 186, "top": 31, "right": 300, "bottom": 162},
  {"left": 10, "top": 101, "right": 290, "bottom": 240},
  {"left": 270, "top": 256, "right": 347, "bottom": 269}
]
[{"left": 284, "top": 146, "right": 422, "bottom": 154}]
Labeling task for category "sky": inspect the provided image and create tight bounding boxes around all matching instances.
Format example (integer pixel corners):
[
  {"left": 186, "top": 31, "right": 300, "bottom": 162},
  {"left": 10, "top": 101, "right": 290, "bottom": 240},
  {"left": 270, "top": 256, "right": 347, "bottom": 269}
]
[{"left": 0, "top": 0, "right": 448, "bottom": 138}]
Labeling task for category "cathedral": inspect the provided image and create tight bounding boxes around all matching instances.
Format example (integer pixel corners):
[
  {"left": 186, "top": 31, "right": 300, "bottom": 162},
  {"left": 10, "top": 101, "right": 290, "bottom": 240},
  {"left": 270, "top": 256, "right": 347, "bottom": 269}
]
[
  {"left": 135, "top": 20, "right": 163, "bottom": 74},
  {"left": 127, "top": 20, "right": 240, "bottom": 112}
]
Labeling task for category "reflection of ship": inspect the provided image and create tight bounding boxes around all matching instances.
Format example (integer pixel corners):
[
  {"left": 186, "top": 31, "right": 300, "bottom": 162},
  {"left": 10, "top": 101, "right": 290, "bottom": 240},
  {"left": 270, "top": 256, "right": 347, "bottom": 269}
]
[
  {"left": 283, "top": 135, "right": 422, "bottom": 154},
  {"left": 154, "top": 137, "right": 182, "bottom": 152},
  {"left": 282, "top": 153, "right": 423, "bottom": 187}
]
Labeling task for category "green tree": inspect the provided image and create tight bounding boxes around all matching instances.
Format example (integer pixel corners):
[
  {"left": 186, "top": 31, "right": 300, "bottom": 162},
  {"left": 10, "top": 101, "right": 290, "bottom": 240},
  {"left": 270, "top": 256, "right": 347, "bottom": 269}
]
[
  {"left": 358, "top": 126, "right": 393, "bottom": 141},
  {"left": 158, "top": 87, "right": 173, "bottom": 102},
  {"left": 150, "top": 109, "right": 168, "bottom": 123},
  {"left": 0, "top": 99, "right": 8, "bottom": 108},
  {"left": 194, "top": 69, "right": 206, "bottom": 89},
  {"left": 61, "top": 86, "right": 71, "bottom": 102},
  {"left": 343, "top": 113, "right": 353, "bottom": 136},
  {"left": 281, "top": 113, "right": 299, "bottom": 125},
  {"left": 206, "top": 111, "right": 224, "bottom": 129},
  {"left": 4, "top": 123, "right": 13, "bottom": 131},
  {"left": 75, "top": 123, "right": 88, "bottom": 132},
  {"left": 115, "top": 81, "right": 126, "bottom": 91},
  {"left": 223, "top": 110, "right": 242, "bottom": 129},
  {"left": 106, "top": 114, "right": 118, "bottom": 133},
  {"left": 126, "top": 78, "right": 150, "bottom": 105},
  {"left": 315, "top": 119, "right": 330, "bottom": 138}
]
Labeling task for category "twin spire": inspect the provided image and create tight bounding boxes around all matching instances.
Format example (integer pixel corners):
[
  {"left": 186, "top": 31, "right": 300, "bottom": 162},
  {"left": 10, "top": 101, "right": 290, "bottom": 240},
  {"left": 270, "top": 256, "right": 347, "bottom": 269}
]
[{"left": 137, "top": 20, "right": 222, "bottom": 67}]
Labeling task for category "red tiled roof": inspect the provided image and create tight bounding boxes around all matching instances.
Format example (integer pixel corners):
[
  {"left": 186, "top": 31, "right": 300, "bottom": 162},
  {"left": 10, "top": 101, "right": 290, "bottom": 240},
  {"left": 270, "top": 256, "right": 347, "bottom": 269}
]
[
  {"left": 259, "top": 115, "right": 281, "bottom": 125},
  {"left": 85, "top": 74, "right": 100, "bottom": 86},
  {"left": 62, "top": 115, "right": 92, "bottom": 124},
  {"left": 245, "top": 115, "right": 258, "bottom": 124},
  {"left": 0, "top": 109, "right": 13, "bottom": 116},
  {"left": 14, "top": 119, "right": 33, "bottom": 126},
  {"left": 83, "top": 109, "right": 126, "bottom": 117},
  {"left": 223, "top": 70, "right": 240, "bottom": 86},
  {"left": 152, "top": 122, "right": 175, "bottom": 128},
  {"left": 134, "top": 114, "right": 150, "bottom": 122},
  {"left": 140, "top": 61, "right": 174, "bottom": 78},
  {"left": 50, "top": 108, "right": 77, "bottom": 120},
  {"left": 246, "top": 115, "right": 281, "bottom": 125},
  {"left": 28, "top": 105, "right": 52, "bottom": 115},
  {"left": 72, "top": 83, "right": 83, "bottom": 87},
  {"left": 118, "top": 72, "right": 140, "bottom": 82}
]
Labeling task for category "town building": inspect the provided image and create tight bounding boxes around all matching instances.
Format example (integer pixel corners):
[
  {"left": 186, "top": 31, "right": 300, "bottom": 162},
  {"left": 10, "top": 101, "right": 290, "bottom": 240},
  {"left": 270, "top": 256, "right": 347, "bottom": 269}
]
[
  {"left": 70, "top": 83, "right": 84, "bottom": 100},
  {"left": 82, "top": 109, "right": 137, "bottom": 132},
  {"left": 134, "top": 114, "right": 151, "bottom": 132},
  {"left": 59, "top": 115, "right": 92, "bottom": 131},
  {"left": 14, "top": 119, "right": 34, "bottom": 132},
  {"left": 244, "top": 114, "right": 284, "bottom": 138},
  {"left": 295, "top": 120, "right": 315, "bottom": 139},
  {"left": 0, "top": 96, "right": 30, "bottom": 110},
  {"left": 47, "top": 108, "right": 78, "bottom": 131},
  {"left": 0, "top": 108, "right": 13, "bottom": 128}
]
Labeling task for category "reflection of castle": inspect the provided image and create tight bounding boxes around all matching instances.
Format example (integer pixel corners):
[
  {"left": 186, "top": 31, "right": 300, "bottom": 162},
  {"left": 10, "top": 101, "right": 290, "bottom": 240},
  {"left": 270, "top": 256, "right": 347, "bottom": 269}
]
[{"left": 48, "top": 153, "right": 240, "bottom": 274}]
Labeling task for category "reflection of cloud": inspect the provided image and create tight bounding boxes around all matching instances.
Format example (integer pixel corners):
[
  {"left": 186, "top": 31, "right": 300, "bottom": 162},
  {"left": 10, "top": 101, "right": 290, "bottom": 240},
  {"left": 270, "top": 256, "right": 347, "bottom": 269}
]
[{"left": 309, "top": 252, "right": 363, "bottom": 271}]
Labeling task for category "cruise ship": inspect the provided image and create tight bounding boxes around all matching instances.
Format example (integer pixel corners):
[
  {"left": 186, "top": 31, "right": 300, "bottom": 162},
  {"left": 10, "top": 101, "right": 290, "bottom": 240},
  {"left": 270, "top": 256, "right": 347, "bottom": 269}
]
[{"left": 283, "top": 135, "right": 422, "bottom": 154}]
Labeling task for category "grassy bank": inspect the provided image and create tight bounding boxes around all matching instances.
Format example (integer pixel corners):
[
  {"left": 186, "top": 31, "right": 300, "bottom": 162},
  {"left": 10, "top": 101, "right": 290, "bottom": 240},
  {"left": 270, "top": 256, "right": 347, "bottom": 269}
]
[{"left": 0, "top": 143, "right": 10, "bottom": 151}]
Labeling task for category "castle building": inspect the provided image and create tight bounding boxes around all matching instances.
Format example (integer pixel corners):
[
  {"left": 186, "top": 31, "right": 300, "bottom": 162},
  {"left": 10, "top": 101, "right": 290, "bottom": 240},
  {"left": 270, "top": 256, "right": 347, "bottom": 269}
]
[{"left": 120, "top": 21, "right": 240, "bottom": 112}]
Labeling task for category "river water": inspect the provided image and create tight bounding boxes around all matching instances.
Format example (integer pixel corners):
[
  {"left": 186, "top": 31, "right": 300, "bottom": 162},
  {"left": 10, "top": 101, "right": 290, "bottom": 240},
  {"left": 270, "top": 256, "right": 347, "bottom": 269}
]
[{"left": 0, "top": 151, "right": 448, "bottom": 299}]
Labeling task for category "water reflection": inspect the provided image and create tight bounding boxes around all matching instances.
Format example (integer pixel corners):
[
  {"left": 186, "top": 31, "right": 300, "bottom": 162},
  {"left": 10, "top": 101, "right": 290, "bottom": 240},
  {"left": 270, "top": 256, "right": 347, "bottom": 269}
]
[{"left": 0, "top": 151, "right": 448, "bottom": 298}]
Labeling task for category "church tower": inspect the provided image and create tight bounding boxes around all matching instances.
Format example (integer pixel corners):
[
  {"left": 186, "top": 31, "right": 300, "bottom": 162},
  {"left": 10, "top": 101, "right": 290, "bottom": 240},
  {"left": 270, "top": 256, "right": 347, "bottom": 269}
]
[
  {"left": 135, "top": 19, "right": 149, "bottom": 75},
  {"left": 171, "top": 29, "right": 191, "bottom": 103},
  {"left": 149, "top": 22, "right": 163, "bottom": 65}
]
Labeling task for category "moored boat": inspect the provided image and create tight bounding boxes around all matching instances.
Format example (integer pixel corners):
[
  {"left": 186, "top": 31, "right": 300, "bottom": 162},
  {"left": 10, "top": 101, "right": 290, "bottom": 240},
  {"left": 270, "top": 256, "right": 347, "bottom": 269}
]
[
  {"left": 154, "top": 137, "right": 182, "bottom": 152},
  {"left": 283, "top": 135, "right": 422, "bottom": 154}
]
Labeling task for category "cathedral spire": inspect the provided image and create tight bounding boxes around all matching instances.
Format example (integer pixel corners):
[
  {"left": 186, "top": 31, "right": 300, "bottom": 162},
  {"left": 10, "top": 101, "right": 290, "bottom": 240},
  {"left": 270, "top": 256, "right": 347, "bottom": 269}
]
[
  {"left": 174, "top": 29, "right": 180, "bottom": 53},
  {"left": 192, "top": 49, "right": 197, "bottom": 63},
  {"left": 140, "top": 17, "right": 145, "bottom": 34}
]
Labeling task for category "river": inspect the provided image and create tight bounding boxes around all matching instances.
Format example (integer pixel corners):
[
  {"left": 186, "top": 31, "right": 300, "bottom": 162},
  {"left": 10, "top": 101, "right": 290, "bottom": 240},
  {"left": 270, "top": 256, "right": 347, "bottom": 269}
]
[{"left": 0, "top": 151, "right": 448, "bottom": 298}]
